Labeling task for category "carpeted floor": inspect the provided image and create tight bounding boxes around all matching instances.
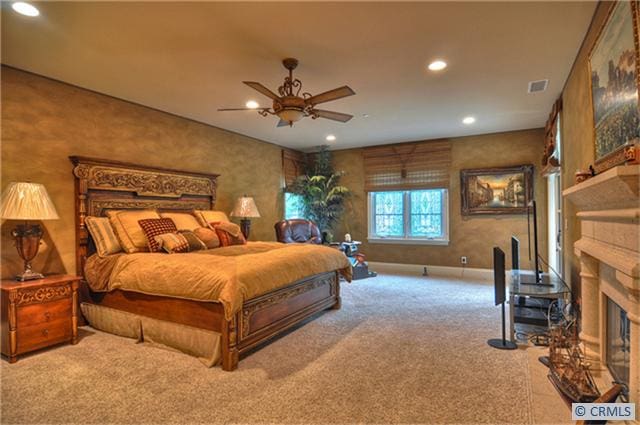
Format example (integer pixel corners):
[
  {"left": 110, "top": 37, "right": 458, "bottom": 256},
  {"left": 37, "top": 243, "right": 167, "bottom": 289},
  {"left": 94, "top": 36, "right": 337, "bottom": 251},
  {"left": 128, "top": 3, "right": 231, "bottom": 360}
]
[{"left": 1, "top": 273, "right": 568, "bottom": 424}]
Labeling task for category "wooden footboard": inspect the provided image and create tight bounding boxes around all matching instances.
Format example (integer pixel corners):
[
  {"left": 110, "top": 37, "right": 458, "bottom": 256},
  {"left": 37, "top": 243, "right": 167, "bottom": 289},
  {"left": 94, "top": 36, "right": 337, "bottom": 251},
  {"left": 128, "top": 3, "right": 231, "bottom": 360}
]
[
  {"left": 80, "top": 270, "right": 341, "bottom": 371},
  {"left": 224, "top": 270, "right": 340, "bottom": 370}
]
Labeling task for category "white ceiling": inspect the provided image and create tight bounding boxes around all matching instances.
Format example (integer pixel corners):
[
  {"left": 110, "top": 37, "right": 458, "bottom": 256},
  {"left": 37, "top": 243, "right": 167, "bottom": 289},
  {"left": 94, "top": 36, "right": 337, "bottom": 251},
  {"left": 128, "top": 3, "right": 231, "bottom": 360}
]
[{"left": 1, "top": 1, "right": 596, "bottom": 150}]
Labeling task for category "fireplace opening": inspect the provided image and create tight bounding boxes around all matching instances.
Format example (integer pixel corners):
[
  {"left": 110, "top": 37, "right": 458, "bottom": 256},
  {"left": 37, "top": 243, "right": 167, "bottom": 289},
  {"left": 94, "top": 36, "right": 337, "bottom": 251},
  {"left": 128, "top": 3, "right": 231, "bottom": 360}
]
[{"left": 606, "top": 297, "right": 630, "bottom": 392}]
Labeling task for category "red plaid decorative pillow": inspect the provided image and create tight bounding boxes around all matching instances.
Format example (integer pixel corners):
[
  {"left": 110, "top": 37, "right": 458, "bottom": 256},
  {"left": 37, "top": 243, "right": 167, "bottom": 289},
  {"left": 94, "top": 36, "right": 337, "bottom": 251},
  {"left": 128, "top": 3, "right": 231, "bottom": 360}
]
[{"left": 138, "top": 218, "right": 178, "bottom": 252}]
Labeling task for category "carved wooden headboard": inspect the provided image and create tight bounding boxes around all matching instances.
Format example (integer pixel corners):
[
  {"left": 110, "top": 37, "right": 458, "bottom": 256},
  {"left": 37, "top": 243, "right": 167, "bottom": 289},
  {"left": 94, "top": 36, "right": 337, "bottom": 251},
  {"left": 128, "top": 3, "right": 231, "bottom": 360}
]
[{"left": 69, "top": 156, "right": 220, "bottom": 276}]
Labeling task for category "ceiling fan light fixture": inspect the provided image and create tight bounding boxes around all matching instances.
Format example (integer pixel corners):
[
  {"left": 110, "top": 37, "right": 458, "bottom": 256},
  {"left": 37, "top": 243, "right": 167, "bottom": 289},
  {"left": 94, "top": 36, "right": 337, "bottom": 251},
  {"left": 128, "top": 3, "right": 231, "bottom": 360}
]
[
  {"left": 277, "top": 108, "right": 304, "bottom": 123},
  {"left": 221, "top": 59, "right": 355, "bottom": 127}
]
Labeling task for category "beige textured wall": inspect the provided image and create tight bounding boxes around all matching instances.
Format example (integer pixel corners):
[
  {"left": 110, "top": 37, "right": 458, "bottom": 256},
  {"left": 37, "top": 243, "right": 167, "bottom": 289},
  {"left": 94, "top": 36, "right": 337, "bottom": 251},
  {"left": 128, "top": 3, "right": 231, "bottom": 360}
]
[
  {"left": 560, "top": 2, "right": 611, "bottom": 295},
  {"left": 333, "top": 129, "right": 547, "bottom": 270},
  {"left": 1, "top": 66, "right": 284, "bottom": 279}
]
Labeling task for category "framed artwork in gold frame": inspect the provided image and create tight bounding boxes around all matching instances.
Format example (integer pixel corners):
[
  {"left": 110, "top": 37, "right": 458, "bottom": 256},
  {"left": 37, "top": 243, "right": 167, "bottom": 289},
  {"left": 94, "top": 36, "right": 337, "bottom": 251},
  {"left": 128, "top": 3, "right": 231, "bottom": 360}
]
[
  {"left": 460, "top": 165, "right": 534, "bottom": 215},
  {"left": 588, "top": 0, "right": 640, "bottom": 173}
]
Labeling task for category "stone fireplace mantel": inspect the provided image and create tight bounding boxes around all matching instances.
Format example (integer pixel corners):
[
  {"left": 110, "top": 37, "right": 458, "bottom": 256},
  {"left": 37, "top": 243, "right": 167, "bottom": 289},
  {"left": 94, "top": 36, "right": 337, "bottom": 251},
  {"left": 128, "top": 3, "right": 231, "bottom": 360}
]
[{"left": 564, "top": 164, "right": 639, "bottom": 406}]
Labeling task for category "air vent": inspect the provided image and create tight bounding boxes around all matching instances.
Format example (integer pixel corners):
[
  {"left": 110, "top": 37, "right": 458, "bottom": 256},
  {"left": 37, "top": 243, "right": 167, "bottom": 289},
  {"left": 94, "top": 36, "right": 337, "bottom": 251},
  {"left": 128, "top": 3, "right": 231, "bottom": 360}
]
[{"left": 528, "top": 79, "right": 549, "bottom": 93}]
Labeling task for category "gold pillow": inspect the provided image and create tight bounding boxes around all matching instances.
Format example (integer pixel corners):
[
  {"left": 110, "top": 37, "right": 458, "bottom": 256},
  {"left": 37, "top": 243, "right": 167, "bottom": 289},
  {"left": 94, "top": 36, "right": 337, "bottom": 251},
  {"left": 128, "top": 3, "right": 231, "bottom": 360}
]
[
  {"left": 194, "top": 210, "right": 230, "bottom": 227},
  {"left": 85, "top": 216, "right": 123, "bottom": 257},
  {"left": 159, "top": 212, "right": 201, "bottom": 231},
  {"left": 107, "top": 209, "right": 160, "bottom": 253},
  {"left": 193, "top": 227, "right": 220, "bottom": 249}
]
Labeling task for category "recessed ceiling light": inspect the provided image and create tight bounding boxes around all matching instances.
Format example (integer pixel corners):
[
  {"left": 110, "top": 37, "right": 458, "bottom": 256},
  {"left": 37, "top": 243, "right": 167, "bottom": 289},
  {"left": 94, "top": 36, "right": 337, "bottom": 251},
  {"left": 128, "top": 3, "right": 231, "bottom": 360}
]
[
  {"left": 12, "top": 2, "right": 39, "bottom": 17},
  {"left": 245, "top": 100, "right": 259, "bottom": 109},
  {"left": 462, "top": 116, "right": 476, "bottom": 125},
  {"left": 428, "top": 60, "right": 447, "bottom": 71},
  {"left": 326, "top": 135, "right": 336, "bottom": 142},
  {"left": 362, "top": 114, "right": 370, "bottom": 118}
]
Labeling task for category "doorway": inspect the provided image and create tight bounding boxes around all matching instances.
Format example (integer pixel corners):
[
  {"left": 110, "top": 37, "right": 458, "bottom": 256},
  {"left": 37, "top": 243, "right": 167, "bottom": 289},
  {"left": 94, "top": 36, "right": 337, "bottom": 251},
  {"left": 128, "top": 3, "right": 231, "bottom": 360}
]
[{"left": 546, "top": 172, "right": 563, "bottom": 277}]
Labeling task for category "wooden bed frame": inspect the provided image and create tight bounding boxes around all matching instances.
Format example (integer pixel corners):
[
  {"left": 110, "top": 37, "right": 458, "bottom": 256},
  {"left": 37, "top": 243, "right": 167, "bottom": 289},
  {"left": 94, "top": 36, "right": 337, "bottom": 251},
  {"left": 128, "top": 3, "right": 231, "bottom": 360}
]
[{"left": 70, "top": 156, "right": 341, "bottom": 371}]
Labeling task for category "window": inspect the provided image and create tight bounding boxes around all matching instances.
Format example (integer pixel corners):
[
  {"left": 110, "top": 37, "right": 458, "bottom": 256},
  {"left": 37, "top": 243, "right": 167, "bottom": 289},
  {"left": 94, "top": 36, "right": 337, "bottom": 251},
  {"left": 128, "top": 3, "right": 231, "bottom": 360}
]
[
  {"left": 284, "top": 192, "right": 305, "bottom": 219},
  {"left": 368, "top": 189, "right": 448, "bottom": 245}
]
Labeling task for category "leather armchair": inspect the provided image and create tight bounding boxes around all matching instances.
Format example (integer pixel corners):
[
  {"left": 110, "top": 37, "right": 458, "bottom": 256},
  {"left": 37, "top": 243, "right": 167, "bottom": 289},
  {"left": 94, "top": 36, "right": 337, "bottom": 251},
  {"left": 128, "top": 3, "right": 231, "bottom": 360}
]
[{"left": 274, "top": 219, "right": 322, "bottom": 244}]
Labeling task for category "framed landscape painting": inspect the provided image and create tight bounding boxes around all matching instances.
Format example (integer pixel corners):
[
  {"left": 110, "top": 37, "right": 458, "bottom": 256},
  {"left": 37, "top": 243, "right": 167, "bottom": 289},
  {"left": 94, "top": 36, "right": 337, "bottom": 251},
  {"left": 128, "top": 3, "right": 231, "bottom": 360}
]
[
  {"left": 460, "top": 165, "right": 534, "bottom": 215},
  {"left": 589, "top": 0, "right": 640, "bottom": 172}
]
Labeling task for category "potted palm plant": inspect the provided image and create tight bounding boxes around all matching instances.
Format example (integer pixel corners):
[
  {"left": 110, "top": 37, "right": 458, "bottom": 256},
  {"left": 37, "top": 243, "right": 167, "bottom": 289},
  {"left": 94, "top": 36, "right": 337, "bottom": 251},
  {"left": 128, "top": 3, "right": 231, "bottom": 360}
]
[{"left": 288, "top": 146, "right": 350, "bottom": 243}]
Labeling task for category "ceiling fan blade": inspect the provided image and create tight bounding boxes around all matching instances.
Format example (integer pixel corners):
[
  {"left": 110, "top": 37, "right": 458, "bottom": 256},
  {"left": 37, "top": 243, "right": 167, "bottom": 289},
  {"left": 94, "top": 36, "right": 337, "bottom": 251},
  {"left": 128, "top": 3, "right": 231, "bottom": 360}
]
[
  {"left": 243, "top": 81, "right": 281, "bottom": 101},
  {"left": 306, "top": 86, "right": 355, "bottom": 106},
  {"left": 276, "top": 119, "right": 290, "bottom": 127},
  {"left": 313, "top": 109, "right": 353, "bottom": 123}
]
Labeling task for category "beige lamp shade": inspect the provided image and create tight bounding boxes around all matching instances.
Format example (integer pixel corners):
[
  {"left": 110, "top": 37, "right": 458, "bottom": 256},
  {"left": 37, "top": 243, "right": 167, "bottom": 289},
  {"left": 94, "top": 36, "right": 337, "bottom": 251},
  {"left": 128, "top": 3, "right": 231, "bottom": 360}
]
[
  {"left": 0, "top": 182, "right": 60, "bottom": 220},
  {"left": 230, "top": 196, "right": 261, "bottom": 218}
]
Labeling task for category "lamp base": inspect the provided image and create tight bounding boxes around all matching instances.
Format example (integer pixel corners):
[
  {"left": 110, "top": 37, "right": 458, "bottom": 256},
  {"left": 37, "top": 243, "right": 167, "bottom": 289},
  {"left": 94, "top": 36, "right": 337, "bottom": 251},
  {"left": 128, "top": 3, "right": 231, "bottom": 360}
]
[
  {"left": 16, "top": 269, "right": 45, "bottom": 282},
  {"left": 12, "top": 223, "right": 45, "bottom": 282},
  {"left": 240, "top": 219, "right": 251, "bottom": 240}
]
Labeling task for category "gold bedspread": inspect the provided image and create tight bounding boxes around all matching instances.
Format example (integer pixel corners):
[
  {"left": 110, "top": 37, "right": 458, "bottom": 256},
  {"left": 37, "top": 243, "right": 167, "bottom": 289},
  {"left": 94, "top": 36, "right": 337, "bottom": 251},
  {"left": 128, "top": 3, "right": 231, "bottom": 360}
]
[{"left": 85, "top": 242, "right": 351, "bottom": 319}]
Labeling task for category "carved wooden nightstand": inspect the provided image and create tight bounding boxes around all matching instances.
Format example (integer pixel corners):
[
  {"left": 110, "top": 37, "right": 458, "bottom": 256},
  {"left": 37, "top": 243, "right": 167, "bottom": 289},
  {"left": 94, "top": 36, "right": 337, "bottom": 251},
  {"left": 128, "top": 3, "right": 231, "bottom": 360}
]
[{"left": 1, "top": 275, "right": 80, "bottom": 363}]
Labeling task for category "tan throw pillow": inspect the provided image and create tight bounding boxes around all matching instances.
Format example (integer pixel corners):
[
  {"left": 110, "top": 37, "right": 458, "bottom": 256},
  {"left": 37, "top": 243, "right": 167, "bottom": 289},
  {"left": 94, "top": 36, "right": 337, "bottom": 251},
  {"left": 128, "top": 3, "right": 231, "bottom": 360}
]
[
  {"left": 193, "top": 227, "right": 220, "bottom": 249},
  {"left": 85, "top": 216, "right": 123, "bottom": 257},
  {"left": 214, "top": 222, "right": 247, "bottom": 247},
  {"left": 154, "top": 233, "right": 189, "bottom": 254},
  {"left": 107, "top": 210, "right": 160, "bottom": 253},
  {"left": 194, "top": 210, "right": 230, "bottom": 227},
  {"left": 159, "top": 212, "right": 201, "bottom": 231},
  {"left": 178, "top": 230, "right": 207, "bottom": 252}
]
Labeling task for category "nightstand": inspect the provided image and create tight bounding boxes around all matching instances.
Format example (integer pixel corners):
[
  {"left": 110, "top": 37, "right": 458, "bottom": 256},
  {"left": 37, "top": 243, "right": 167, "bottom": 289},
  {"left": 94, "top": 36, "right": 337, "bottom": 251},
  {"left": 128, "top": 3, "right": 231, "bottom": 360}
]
[{"left": 1, "top": 275, "right": 80, "bottom": 363}]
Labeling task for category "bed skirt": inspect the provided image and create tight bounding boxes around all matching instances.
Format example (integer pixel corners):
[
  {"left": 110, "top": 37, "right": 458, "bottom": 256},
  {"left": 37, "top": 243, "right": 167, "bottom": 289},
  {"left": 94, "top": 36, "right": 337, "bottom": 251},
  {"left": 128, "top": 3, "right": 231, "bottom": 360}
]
[{"left": 80, "top": 303, "right": 222, "bottom": 367}]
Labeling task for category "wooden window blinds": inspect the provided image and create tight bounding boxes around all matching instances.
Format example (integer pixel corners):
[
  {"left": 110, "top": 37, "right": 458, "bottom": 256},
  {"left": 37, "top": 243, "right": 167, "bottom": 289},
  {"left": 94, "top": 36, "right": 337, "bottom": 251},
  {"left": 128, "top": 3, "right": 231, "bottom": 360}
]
[
  {"left": 363, "top": 140, "right": 451, "bottom": 191},
  {"left": 282, "top": 149, "right": 306, "bottom": 188}
]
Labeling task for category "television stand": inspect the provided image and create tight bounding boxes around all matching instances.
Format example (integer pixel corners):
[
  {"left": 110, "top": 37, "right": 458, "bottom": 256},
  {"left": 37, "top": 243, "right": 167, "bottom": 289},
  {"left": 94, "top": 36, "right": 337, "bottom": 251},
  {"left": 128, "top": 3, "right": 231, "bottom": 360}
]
[
  {"left": 519, "top": 272, "right": 554, "bottom": 287},
  {"left": 509, "top": 270, "right": 569, "bottom": 342}
]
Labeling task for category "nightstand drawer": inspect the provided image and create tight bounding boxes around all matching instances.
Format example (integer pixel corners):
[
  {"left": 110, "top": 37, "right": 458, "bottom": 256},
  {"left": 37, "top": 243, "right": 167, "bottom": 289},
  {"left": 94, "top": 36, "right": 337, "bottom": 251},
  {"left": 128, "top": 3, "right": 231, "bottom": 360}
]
[
  {"left": 16, "top": 318, "right": 72, "bottom": 353},
  {"left": 17, "top": 298, "right": 72, "bottom": 327}
]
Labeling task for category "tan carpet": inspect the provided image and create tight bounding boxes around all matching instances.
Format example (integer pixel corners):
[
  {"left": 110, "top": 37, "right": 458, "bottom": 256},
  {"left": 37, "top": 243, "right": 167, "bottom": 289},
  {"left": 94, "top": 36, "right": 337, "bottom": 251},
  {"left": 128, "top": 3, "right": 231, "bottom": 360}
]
[{"left": 1, "top": 273, "right": 565, "bottom": 424}]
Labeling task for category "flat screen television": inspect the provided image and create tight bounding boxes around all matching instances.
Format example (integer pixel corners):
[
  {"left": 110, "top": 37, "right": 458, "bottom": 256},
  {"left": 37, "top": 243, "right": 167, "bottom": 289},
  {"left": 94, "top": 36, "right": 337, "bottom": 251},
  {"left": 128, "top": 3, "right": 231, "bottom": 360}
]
[
  {"left": 511, "top": 236, "right": 520, "bottom": 270},
  {"left": 521, "top": 199, "right": 549, "bottom": 285},
  {"left": 493, "top": 247, "right": 506, "bottom": 306}
]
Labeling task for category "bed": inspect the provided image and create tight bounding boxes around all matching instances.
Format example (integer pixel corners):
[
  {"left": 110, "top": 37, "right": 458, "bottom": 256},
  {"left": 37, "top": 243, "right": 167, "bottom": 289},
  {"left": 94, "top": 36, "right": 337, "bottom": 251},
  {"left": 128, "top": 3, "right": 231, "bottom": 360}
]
[{"left": 70, "top": 156, "right": 350, "bottom": 371}]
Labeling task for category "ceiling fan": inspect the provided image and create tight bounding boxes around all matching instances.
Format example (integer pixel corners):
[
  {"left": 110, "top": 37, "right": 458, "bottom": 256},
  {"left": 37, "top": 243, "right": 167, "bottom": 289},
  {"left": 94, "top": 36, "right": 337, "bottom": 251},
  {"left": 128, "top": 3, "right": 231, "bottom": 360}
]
[{"left": 219, "top": 58, "right": 355, "bottom": 127}]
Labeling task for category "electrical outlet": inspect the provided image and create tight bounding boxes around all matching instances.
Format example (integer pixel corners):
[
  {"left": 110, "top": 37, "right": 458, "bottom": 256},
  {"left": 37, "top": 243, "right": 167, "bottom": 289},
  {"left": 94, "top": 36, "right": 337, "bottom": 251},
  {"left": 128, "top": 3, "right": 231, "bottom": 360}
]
[{"left": 461, "top": 256, "right": 468, "bottom": 265}]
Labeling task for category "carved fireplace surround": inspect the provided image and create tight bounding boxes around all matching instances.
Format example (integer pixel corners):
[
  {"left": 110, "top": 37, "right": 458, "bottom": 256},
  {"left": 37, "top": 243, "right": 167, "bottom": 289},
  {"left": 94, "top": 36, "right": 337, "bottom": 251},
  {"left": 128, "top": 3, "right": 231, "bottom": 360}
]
[{"left": 564, "top": 165, "right": 639, "bottom": 406}]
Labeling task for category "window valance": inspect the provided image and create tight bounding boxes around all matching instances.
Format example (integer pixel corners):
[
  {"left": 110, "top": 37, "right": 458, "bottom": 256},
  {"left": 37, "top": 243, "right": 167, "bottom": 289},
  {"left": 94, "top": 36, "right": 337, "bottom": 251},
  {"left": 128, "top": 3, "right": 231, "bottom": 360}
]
[{"left": 363, "top": 140, "right": 451, "bottom": 191}]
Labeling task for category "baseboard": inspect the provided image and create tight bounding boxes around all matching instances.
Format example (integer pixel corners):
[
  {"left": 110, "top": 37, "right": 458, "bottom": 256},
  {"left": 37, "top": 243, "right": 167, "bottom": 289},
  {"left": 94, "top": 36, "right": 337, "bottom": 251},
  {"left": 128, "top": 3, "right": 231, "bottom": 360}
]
[{"left": 368, "top": 261, "right": 504, "bottom": 282}]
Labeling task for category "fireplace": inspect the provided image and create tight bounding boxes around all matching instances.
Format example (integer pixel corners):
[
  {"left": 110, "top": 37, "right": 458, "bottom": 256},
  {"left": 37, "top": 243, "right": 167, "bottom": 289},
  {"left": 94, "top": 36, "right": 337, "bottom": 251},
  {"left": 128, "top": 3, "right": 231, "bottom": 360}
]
[
  {"left": 564, "top": 164, "right": 639, "bottom": 406},
  {"left": 606, "top": 297, "right": 630, "bottom": 391}
]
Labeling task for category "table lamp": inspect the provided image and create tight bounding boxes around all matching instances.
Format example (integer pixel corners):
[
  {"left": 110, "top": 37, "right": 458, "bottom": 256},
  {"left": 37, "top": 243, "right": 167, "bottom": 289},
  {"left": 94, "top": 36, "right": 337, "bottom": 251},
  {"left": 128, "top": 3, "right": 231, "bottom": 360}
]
[
  {"left": 230, "top": 195, "right": 260, "bottom": 240},
  {"left": 1, "top": 182, "right": 59, "bottom": 281}
]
